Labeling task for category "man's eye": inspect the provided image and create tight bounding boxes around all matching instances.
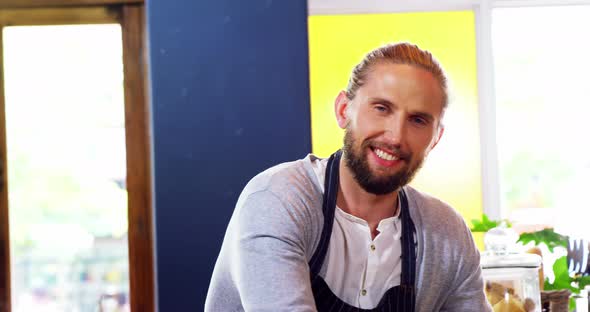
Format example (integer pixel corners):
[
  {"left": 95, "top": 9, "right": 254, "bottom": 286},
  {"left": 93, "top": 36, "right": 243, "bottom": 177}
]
[
  {"left": 411, "top": 116, "right": 428, "bottom": 125},
  {"left": 374, "top": 105, "right": 388, "bottom": 112}
]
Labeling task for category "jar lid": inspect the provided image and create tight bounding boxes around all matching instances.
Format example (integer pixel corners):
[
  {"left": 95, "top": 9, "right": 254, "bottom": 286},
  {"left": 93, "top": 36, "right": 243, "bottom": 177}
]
[
  {"left": 484, "top": 222, "right": 519, "bottom": 254},
  {"left": 481, "top": 252, "right": 542, "bottom": 269}
]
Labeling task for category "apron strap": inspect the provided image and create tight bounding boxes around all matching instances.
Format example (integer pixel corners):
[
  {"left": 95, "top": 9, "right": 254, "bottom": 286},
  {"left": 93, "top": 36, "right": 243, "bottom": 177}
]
[
  {"left": 308, "top": 150, "right": 342, "bottom": 276},
  {"left": 399, "top": 188, "right": 417, "bottom": 286}
]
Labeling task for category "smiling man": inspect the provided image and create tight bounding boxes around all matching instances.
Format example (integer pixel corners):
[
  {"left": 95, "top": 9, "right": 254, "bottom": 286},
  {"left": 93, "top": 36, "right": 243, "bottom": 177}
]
[{"left": 205, "top": 43, "right": 492, "bottom": 312}]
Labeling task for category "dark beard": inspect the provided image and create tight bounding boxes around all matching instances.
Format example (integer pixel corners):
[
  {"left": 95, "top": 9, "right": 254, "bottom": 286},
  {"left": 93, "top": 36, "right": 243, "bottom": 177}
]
[{"left": 342, "top": 129, "right": 422, "bottom": 195}]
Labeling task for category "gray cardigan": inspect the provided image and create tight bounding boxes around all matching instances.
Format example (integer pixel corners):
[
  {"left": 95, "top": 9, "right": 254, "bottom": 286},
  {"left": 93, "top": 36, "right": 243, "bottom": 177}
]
[{"left": 205, "top": 154, "right": 492, "bottom": 311}]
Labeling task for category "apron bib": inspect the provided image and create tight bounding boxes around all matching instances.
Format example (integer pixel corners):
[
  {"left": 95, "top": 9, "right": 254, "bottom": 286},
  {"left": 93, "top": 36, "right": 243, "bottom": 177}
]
[{"left": 308, "top": 150, "right": 417, "bottom": 312}]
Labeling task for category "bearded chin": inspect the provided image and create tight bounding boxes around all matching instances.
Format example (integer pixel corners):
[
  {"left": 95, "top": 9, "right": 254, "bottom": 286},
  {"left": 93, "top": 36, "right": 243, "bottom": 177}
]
[{"left": 342, "top": 129, "right": 422, "bottom": 195}]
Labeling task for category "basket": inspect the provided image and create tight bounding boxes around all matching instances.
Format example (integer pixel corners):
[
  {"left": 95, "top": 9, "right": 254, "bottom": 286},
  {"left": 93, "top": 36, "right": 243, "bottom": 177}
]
[{"left": 541, "top": 290, "right": 571, "bottom": 312}]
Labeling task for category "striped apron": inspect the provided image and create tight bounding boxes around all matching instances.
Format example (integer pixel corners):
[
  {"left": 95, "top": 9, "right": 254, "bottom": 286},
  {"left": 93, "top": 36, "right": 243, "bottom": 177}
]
[{"left": 308, "top": 150, "right": 417, "bottom": 312}]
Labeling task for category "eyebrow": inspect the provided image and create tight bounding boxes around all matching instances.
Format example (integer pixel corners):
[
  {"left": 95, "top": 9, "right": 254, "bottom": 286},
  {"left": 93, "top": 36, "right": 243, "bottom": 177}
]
[
  {"left": 368, "top": 97, "right": 395, "bottom": 107},
  {"left": 368, "top": 97, "right": 435, "bottom": 123}
]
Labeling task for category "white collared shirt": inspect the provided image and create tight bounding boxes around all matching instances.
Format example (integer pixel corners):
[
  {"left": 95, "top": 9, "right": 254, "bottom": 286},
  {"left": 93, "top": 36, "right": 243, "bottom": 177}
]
[{"left": 311, "top": 158, "right": 403, "bottom": 309}]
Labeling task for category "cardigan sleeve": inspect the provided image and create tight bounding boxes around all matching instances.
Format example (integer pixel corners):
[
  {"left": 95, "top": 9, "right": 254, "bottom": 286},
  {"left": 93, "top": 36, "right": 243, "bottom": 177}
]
[
  {"left": 408, "top": 186, "right": 493, "bottom": 312},
  {"left": 230, "top": 190, "right": 318, "bottom": 311},
  {"left": 439, "top": 225, "right": 493, "bottom": 312}
]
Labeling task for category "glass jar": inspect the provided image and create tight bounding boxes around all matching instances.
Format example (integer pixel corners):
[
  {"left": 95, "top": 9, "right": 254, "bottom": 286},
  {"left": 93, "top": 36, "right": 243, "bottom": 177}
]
[
  {"left": 481, "top": 224, "right": 542, "bottom": 312},
  {"left": 481, "top": 253, "right": 542, "bottom": 312}
]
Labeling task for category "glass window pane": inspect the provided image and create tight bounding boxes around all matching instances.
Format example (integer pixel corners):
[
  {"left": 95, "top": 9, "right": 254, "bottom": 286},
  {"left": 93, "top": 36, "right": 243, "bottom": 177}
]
[
  {"left": 3, "top": 25, "right": 130, "bottom": 312},
  {"left": 493, "top": 6, "right": 590, "bottom": 238}
]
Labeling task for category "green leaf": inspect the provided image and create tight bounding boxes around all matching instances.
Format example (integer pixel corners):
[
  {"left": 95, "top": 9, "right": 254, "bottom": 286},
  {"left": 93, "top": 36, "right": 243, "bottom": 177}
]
[
  {"left": 570, "top": 296, "right": 576, "bottom": 311},
  {"left": 517, "top": 228, "right": 568, "bottom": 252},
  {"left": 544, "top": 278, "right": 553, "bottom": 290},
  {"left": 575, "top": 275, "right": 590, "bottom": 289},
  {"left": 545, "top": 256, "right": 578, "bottom": 293},
  {"left": 470, "top": 214, "right": 501, "bottom": 232}
]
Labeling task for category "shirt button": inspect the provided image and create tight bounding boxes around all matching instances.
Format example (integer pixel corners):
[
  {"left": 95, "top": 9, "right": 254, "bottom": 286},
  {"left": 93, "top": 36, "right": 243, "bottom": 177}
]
[
  {"left": 370, "top": 244, "right": 376, "bottom": 251},
  {"left": 361, "top": 289, "right": 367, "bottom": 296}
]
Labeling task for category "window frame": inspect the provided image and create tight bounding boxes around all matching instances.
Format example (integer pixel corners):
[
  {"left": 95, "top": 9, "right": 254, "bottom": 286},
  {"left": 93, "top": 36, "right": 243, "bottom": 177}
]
[
  {"left": 0, "top": 2, "right": 154, "bottom": 312},
  {"left": 307, "top": 0, "right": 590, "bottom": 221}
]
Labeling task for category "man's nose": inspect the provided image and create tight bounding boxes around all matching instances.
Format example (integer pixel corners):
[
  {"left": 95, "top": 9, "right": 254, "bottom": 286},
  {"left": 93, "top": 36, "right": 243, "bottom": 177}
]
[{"left": 383, "top": 117, "right": 406, "bottom": 147}]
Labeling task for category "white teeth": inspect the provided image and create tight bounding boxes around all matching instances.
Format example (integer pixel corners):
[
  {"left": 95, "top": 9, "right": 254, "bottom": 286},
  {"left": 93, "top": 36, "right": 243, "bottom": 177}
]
[{"left": 374, "top": 148, "right": 398, "bottom": 161}]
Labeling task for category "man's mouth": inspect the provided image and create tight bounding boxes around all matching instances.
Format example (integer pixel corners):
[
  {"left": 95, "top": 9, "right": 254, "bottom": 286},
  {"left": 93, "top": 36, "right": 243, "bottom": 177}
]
[{"left": 373, "top": 148, "right": 399, "bottom": 161}]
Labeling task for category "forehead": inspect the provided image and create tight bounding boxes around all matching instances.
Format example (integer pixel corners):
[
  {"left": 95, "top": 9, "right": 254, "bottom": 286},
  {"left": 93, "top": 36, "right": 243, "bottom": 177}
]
[{"left": 359, "top": 62, "right": 445, "bottom": 114}]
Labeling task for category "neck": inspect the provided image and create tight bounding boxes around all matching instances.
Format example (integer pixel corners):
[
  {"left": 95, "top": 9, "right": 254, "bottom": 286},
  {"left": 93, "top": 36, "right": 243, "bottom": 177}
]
[{"left": 336, "top": 156, "right": 400, "bottom": 239}]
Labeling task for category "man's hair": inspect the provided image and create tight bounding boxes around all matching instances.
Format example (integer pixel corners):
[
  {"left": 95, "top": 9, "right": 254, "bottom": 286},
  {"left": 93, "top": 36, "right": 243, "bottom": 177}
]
[{"left": 346, "top": 42, "right": 448, "bottom": 110}]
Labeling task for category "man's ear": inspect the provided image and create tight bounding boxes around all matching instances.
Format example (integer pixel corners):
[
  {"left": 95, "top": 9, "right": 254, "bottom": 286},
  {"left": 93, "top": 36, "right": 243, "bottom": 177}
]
[{"left": 335, "top": 91, "right": 350, "bottom": 129}]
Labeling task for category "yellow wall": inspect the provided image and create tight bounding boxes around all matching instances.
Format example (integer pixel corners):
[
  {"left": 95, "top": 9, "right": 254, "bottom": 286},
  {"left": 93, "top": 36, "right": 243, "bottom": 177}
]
[{"left": 308, "top": 12, "right": 483, "bottom": 223}]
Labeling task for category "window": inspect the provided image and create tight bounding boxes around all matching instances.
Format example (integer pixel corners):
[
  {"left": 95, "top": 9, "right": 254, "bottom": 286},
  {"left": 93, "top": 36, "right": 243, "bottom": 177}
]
[
  {"left": 0, "top": 3, "right": 154, "bottom": 312},
  {"left": 4, "top": 24, "right": 129, "bottom": 312},
  {"left": 492, "top": 5, "right": 590, "bottom": 238}
]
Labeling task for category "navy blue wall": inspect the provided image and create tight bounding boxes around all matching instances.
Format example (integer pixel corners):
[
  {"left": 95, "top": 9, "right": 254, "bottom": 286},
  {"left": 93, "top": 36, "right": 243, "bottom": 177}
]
[{"left": 146, "top": 0, "right": 311, "bottom": 310}]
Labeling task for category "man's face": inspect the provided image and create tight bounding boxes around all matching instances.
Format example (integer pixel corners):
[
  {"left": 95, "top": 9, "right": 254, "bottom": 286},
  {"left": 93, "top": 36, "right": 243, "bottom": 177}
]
[{"left": 336, "top": 62, "right": 445, "bottom": 195}]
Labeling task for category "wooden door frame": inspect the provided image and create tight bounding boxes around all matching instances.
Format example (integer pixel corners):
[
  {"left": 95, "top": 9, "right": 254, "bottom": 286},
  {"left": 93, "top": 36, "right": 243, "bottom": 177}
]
[
  {"left": 0, "top": 21, "right": 8, "bottom": 312},
  {"left": 121, "top": 4, "right": 155, "bottom": 312},
  {"left": 0, "top": 2, "right": 154, "bottom": 312}
]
